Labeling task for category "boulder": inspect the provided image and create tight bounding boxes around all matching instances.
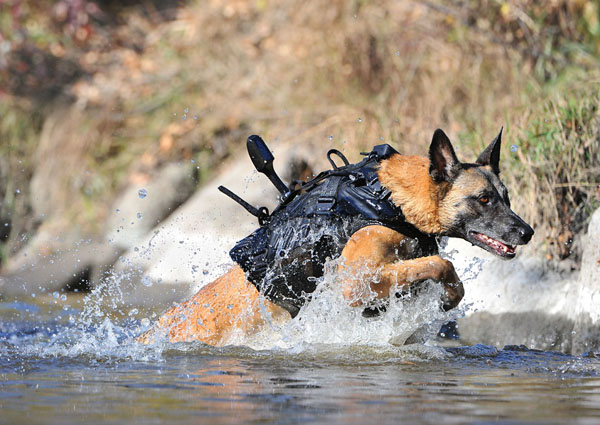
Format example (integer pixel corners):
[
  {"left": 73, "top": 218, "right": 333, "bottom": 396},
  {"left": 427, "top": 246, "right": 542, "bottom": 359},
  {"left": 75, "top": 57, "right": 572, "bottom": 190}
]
[
  {"left": 0, "top": 239, "right": 120, "bottom": 298},
  {"left": 572, "top": 207, "right": 600, "bottom": 352},
  {"left": 0, "top": 161, "right": 198, "bottom": 301},
  {"left": 106, "top": 162, "right": 198, "bottom": 251}
]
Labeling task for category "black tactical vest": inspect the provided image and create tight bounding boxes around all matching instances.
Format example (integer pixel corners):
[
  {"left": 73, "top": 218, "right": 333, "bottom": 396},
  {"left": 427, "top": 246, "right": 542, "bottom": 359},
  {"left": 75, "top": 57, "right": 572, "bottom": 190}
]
[{"left": 229, "top": 144, "right": 438, "bottom": 317}]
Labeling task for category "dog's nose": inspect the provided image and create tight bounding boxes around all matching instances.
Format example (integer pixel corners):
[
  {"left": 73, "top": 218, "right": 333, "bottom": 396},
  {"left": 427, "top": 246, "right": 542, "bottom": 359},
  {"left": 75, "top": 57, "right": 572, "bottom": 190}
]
[{"left": 519, "top": 225, "right": 534, "bottom": 244}]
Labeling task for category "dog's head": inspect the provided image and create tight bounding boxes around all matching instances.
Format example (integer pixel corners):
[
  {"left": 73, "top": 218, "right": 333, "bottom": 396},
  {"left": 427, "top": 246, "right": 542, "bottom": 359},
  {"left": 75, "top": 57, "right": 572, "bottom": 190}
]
[{"left": 429, "top": 128, "right": 534, "bottom": 259}]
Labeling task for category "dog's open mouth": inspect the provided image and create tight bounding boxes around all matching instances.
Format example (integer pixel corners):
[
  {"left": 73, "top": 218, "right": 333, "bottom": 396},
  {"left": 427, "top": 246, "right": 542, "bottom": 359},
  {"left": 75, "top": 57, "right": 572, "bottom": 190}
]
[{"left": 470, "top": 232, "right": 516, "bottom": 258}]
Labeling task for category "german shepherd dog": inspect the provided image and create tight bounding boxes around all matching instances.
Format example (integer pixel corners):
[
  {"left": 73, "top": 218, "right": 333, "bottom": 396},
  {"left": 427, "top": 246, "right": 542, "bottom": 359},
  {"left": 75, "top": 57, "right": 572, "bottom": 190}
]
[{"left": 137, "top": 129, "right": 534, "bottom": 346}]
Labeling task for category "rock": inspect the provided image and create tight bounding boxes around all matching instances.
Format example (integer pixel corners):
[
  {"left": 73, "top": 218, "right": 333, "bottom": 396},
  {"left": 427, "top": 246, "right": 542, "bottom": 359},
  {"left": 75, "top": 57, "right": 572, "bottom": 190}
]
[
  {"left": 0, "top": 160, "right": 198, "bottom": 300},
  {"left": 106, "top": 162, "right": 198, "bottom": 250},
  {"left": 572, "top": 207, "right": 600, "bottom": 352},
  {"left": 29, "top": 107, "right": 86, "bottom": 220},
  {"left": 0, "top": 157, "right": 10, "bottom": 244},
  {"left": 0, "top": 239, "right": 120, "bottom": 298},
  {"left": 458, "top": 311, "right": 575, "bottom": 353}
]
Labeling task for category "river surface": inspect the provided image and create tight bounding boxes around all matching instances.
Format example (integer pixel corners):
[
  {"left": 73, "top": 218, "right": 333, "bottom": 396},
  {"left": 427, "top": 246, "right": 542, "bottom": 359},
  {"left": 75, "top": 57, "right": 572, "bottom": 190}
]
[{"left": 2, "top": 291, "right": 600, "bottom": 425}]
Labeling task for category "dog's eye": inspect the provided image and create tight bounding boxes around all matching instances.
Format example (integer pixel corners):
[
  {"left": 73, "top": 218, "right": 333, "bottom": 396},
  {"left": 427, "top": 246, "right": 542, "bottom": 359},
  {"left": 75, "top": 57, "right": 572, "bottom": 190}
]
[{"left": 479, "top": 196, "right": 489, "bottom": 204}]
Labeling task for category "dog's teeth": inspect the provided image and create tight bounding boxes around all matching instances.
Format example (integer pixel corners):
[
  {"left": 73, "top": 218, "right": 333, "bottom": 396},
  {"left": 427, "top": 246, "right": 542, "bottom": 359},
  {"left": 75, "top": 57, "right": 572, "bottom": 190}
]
[{"left": 474, "top": 233, "right": 514, "bottom": 255}]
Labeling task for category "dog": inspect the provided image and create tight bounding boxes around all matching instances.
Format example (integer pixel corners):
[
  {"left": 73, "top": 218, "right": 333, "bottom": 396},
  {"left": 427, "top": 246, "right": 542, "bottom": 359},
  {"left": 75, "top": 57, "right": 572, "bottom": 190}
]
[{"left": 137, "top": 128, "right": 534, "bottom": 346}]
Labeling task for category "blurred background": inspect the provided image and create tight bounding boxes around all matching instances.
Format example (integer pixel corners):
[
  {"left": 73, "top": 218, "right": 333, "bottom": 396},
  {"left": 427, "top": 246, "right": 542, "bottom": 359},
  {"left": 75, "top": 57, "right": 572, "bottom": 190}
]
[{"left": 0, "top": 0, "right": 599, "bottom": 348}]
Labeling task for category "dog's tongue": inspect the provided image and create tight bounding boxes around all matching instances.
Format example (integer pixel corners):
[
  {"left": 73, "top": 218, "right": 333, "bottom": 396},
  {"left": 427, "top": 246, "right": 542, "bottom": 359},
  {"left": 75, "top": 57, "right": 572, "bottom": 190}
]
[{"left": 473, "top": 232, "right": 515, "bottom": 255}]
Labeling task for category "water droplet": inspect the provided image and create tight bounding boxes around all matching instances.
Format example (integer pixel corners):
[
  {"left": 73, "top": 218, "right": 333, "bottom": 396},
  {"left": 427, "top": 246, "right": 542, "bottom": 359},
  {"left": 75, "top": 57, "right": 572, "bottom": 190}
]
[
  {"left": 197, "top": 318, "right": 203, "bottom": 326},
  {"left": 60, "top": 294, "right": 67, "bottom": 301},
  {"left": 182, "top": 114, "right": 187, "bottom": 121},
  {"left": 141, "top": 276, "right": 153, "bottom": 287},
  {"left": 510, "top": 144, "right": 518, "bottom": 152},
  {"left": 329, "top": 135, "right": 333, "bottom": 141},
  {"left": 380, "top": 136, "right": 385, "bottom": 141},
  {"left": 3, "top": 223, "right": 7, "bottom": 227},
  {"left": 138, "top": 188, "right": 147, "bottom": 199},
  {"left": 357, "top": 118, "right": 362, "bottom": 123},
  {"left": 15, "top": 189, "right": 20, "bottom": 194},
  {"left": 141, "top": 318, "right": 150, "bottom": 327},
  {"left": 184, "top": 108, "right": 189, "bottom": 113},
  {"left": 52, "top": 292, "right": 60, "bottom": 299},
  {"left": 193, "top": 115, "right": 198, "bottom": 120},
  {"left": 203, "top": 270, "right": 209, "bottom": 275},
  {"left": 227, "top": 304, "right": 234, "bottom": 310},
  {"left": 137, "top": 212, "right": 143, "bottom": 219},
  {"left": 395, "top": 51, "right": 400, "bottom": 56},
  {"left": 116, "top": 209, "right": 120, "bottom": 213},
  {"left": 128, "top": 308, "right": 139, "bottom": 316}
]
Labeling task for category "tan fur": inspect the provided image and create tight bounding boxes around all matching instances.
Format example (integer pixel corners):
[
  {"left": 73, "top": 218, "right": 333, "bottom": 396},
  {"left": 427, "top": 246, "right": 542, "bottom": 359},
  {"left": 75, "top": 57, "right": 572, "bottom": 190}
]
[
  {"left": 377, "top": 155, "right": 448, "bottom": 234},
  {"left": 139, "top": 153, "right": 465, "bottom": 347}
]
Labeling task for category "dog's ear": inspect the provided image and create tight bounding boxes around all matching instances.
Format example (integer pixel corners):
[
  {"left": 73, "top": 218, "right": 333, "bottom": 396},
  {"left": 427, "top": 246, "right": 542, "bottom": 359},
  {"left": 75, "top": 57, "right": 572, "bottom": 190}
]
[
  {"left": 429, "top": 129, "right": 461, "bottom": 182},
  {"left": 476, "top": 127, "right": 502, "bottom": 174}
]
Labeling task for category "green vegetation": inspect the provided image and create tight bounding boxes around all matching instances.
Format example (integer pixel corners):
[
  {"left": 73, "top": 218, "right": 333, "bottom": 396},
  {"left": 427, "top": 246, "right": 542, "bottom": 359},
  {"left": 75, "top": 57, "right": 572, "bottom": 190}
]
[
  {"left": 508, "top": 88, "right": 599, "bottom": 260},
  {"left": 0, "top": 0, "right": 599, "bottom": 267}
]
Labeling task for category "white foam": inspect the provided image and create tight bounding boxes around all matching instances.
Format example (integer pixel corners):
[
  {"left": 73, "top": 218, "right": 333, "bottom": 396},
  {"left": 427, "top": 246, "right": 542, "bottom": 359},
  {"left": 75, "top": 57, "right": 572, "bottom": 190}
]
[{"left": 230, "top": 258, "right": 462, "bottom": 351}]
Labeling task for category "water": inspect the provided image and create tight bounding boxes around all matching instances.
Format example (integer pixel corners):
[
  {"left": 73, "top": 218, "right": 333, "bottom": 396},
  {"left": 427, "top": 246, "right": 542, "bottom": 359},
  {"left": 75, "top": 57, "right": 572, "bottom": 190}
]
[{"left": 2, "top": 268, "right": 600, "bottom": 424}]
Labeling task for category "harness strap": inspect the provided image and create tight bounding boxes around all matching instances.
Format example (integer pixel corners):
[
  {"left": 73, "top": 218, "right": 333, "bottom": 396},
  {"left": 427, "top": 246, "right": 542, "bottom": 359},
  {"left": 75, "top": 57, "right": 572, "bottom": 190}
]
[{"left": 315, "top": 176, "right": 341, "bottom": 215}]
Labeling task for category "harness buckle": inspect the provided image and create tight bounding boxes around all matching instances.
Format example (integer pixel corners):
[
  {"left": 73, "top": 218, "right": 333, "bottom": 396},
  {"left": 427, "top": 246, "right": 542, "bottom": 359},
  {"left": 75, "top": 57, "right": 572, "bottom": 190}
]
[{"left": 316, "top": 196, "right": 336, "bottom": 214}]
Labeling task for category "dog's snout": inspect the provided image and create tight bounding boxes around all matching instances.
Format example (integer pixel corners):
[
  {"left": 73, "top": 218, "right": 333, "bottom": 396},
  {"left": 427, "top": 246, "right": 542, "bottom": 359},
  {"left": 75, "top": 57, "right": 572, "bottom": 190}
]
[{"left": 519, "top": 224, "right": 534, "bottom": 244}]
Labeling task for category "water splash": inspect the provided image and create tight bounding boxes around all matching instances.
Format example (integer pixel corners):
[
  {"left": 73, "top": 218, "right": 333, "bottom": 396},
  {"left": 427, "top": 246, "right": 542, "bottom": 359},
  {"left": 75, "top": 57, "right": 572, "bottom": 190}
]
[
  {"left": 0, "top": 269, "right": 166, "bottom": 363},
  {"left": 231, "top": 257, "right": 462, "bottom": 351},
  {"left": 2, "top": 252, "right": 461, "bottom": 364}
]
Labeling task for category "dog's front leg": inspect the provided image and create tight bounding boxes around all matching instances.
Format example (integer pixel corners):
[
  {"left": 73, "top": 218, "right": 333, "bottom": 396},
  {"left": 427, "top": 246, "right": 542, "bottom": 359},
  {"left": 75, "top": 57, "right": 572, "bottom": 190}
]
[
  {"left": 381, "top": 256, "right": 464, "bottom": 311},
  {"left": 339, "top": 225, "right": 463, "bottom": 310},
  {"left": 343, "top": 255, "right": 463, "bottom": 309}
]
